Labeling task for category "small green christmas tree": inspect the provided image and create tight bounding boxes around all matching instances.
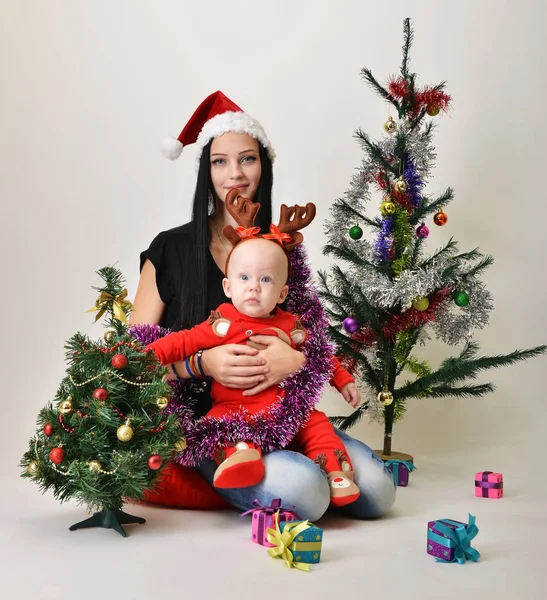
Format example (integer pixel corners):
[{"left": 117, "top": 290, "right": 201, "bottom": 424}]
[
  {"left": 20, "top": 266, "right": 183, "bottom": 536},
  {"left": 319, "top": 19, "right": 546, "bottom": 458}
]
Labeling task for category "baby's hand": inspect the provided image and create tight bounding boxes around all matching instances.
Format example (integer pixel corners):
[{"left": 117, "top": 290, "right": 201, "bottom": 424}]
[{"left": 340, "top": 382, "right": 361, "bottom": 408}]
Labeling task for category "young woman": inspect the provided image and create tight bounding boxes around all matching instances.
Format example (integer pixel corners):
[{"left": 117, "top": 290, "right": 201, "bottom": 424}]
[{"left": 130, "top": 91, "right": 395, "bottom": 521}]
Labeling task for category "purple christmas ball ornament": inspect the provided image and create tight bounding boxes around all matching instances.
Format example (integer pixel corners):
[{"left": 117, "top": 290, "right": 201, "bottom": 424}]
[
  {"left": 416, "top": 223, "right": 429, "bottom": 239},
  {"left": 343, "top": 317, "right": 359, "bottom": 333}
]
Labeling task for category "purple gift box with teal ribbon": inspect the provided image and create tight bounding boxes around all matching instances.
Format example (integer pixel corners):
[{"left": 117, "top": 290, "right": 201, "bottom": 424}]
[
  {"left": 427, "top": 514, "right": 480, "bottom": 564},
  {"left": 240, "top": 498, "right": 299, "bottom": 547},
  {"left": 385, "top": 459, "right": 416, "bottom": 486}
]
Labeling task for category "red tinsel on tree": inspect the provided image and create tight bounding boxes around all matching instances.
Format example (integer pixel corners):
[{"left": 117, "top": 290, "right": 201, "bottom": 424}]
[
  {"left": 375, "top": 172, "right": 389, "bottom": 189},
  {"left": 388, "top": 76, "right": 409, "bottom": 99},
  {"left": 387, "top": 76, "right": 451, "bottom": 119},
  {"left": 392, "top": 187, "right": 415, "bottom": 213},
  {"left": 382, "top": 287, "right": 452, "bottom": 339},
  {"left": 339, "top": 288, "right": 452, "bottom": 373}
]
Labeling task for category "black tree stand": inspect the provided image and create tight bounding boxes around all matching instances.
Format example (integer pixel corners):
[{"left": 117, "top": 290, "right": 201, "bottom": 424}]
[{"left": 69, "top": 509, "right": 146, "bottom": 537}]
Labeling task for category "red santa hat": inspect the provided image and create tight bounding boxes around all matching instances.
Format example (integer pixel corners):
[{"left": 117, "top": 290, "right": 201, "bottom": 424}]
[{"left": 161, "top": 90, "right": 276, "bottom": 165}]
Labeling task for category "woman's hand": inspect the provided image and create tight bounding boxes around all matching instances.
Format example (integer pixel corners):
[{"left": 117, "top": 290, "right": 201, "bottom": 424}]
[
  {"left": 201, "top": 344, "right": 268, "bottom": 389},
  {"left": 242, "top": 335, "right": 306, "bottom": 396},
  {"left": 339, "top": 382, "right": 361, "bottom": 408}
]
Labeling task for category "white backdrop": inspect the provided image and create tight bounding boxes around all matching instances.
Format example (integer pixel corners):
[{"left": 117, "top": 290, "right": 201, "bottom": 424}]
[{"left": 2, "top": 0, "right": 546, "bottom": 482}]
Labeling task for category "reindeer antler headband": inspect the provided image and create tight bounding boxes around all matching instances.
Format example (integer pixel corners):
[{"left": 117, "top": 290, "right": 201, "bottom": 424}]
[{"left": 222, "top": 188, "right": 316, "bottom": 251}]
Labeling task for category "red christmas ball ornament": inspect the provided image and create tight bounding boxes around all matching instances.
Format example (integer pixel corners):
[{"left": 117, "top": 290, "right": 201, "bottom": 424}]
[
  {"left": 147, "top": 454, "right": 163, "bottom": 470},
  {"left": 111, "top": 353, "right": 128, "bottom": 370},
  {"left": 43, "top": 423, "right": 54, "bottom": 436},
  {"left": 433, "top": 211, "right": 448, "bottom": 226},
  {"left": 93, "top": 387, "right": 109, "bottom": 401},
  {"left": 49, "top": 447, "right": 65, "bottom": 464}
]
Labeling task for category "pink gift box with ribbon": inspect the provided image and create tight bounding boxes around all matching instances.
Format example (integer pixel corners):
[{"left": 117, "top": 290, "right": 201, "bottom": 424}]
[
  {"left": 475, "top": 471, "right": 503, "bottom": 499},
  {"left": 240, "top": 498, "right": 299, "bottom": 547}
]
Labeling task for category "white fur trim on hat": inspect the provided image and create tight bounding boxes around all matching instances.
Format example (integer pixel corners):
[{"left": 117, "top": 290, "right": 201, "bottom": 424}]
[
  {"left": 161, "top": 137, "right": 184, "bottom": 160},
  {"left": 195, "top": 111, "right": 276, "bottom": 167}
]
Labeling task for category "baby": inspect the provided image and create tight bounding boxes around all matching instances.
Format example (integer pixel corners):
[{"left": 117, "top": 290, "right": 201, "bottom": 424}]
[{"left": 148, "top": 200, "right": 362, "bottom": 507}]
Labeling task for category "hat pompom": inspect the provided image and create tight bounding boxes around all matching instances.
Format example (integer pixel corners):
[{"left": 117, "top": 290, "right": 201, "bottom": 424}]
[{"left": 161, "top": 137, "right": 184, "bottom": 160}]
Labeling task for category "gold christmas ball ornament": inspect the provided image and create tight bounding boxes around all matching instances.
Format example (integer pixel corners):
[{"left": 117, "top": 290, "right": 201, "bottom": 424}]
[
  {"left": 59, "top": 399, "right": 73, "bottom": 414},
  {"left": 88, "top": 460, "right": 101, "bottom": 472},
  {"left": 380, "top": 199, "right": 396, "bottom": 215},
  {"left": 27, "top": 461, "right": 40, "bottom": 475},
  {"left": 394, "top": 178, "right": 408, "bottom": 194},
  {"left": 156, "top": 396, "right": 169, "bottom": 410},
  {"left": 116, "top": 423, "right": 134, "bottom": 442},
  {"left": 383, "top": 116, "right": 397, "bottom": 134},
  {"left": 412, "top": 296, "right": 430, "bottom": 311},
  {"left": 103, "top": 327, "right": 116, "bottom": 343},
  {"left": 377, "top": 390, "right": 394, "bottom": 406},
  {"left": 427, "top": 104, "right": 441, "bottom": 117},
  {"left": 173, "top": 437, "right": 187, "bottom": 452}
]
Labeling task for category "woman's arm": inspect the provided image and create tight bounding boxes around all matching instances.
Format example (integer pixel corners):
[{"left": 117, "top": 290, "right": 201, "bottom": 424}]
[
  {"left": 201, "top": 345, "right": 267, "bottom": 389},
  {"left": 131, "top": 260, "right": 266, "bottom": 385},
  {"left": 130, "top": 259, "right": 185, "bottom": 380},
  {"left": 241, "top": 335, "right": 306, "bottom": 396},
  {"left": 130, "top": 259, "right": 165, "bottom": 326}
]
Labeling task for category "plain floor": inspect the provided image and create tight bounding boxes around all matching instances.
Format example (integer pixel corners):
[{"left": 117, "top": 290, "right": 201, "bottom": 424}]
[{"left": 2, "top": 442, "right": 545, "bottom": 600}]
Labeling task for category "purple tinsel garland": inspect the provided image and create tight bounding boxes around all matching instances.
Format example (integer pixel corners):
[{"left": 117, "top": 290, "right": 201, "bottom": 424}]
[
  {"left": 129, "top": 245, "right": 334, "bottom": 466},
  {"left": 375, "top": 215, "right": 395, "bottom": 263},
  {"left": 402, "top": 154, "right": 424, "bottom": 209}
]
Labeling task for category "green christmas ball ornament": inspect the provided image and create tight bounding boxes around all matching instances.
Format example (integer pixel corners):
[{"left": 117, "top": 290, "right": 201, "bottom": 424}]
[
  {"left": 349, "top": 225, "right": 363, "bottom": 240},
  {"left": 453, "top": 291, "right": 470, "bottom": 307}
]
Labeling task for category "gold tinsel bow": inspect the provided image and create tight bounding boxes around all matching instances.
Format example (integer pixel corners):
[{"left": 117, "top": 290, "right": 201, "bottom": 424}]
[
  {"left": 266, "top": 513, "right": 312, "bottom": 572},
  {"left": 87, "top": 289, "right": 133, "bottom": 324}
]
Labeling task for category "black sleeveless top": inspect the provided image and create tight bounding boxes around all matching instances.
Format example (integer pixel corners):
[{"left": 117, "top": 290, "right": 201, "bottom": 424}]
[
  {"left": 140, "top": 222, "right": 228, "bottom": 332},
  {"left": 140, "top": 222, "right": 232, "bottom": 417}
]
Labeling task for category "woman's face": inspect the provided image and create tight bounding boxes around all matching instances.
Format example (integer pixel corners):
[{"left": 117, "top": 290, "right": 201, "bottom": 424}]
[{"left": 210, "top": 132, "right": 262, "bottom": 204}]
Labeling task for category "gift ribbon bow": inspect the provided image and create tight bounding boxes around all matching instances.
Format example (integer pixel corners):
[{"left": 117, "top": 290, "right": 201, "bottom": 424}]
[
  {"left": 385, "top": 459, "right": 416, "bottom": 486},
  {"left": 431, "top": 514, "right": 480, "bottom": 564},
  {"left": 235, "top": 226, "right": 261, "bottom": 240},
  {"left": 266, "top": 512, "right": 312, "bottom": 572},
  {"left": 262, "top": 224, "right": 292, "bottom": 246},
  {"left": 87, "top": 289, "right": 133, "bottom": 324},
  {"left": 240, "top": 498, "right": 300, "bottom": 519}
]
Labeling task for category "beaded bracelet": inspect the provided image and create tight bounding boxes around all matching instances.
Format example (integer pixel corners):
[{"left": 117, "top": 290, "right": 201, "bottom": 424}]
[{"left": 195, "top": 349, "right": 206, "bottom": 377}]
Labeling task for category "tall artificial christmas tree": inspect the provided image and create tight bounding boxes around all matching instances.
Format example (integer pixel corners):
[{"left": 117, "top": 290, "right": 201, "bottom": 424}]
[
  {"left": 20, "top": 266, "right": 183, "bottom": 536},
  {"left": 318, "top": 18, "right": 545, "bottom": 460}
]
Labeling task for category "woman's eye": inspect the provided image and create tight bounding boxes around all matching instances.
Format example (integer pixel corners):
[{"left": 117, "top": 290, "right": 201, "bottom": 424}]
[
  {"left": 241, "top": 156, "right": 256, "bottom": 164},
  {"left": 211, "top": 159, "right": 226, "bottom": 165}
]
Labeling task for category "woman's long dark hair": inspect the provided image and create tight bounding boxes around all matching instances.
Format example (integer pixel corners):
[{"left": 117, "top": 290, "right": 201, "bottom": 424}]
[{"left": 178, "top": 140, "right": 273, "bottom": 330}]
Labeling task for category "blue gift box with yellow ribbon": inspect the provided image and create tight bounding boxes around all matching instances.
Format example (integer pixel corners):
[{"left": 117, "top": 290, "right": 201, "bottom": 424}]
[
  {"left": 279, "top": 520, "right": 323, "bottom": 564},
  {"left": 427, "top": 514, "right": 480, "bottom": 564},
  {"left": 266, "top": 516, "right": 323, "bottom": 571}
]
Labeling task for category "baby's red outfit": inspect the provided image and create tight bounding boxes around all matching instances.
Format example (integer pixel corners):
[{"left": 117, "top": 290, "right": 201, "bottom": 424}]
[{"left": 148, "top": 303, "right": 359, "bottom": 504}]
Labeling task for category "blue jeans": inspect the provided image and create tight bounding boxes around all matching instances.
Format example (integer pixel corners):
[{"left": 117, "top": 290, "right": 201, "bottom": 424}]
[{"left": 196, "top": 428, "right": 396, "bottom": 522}]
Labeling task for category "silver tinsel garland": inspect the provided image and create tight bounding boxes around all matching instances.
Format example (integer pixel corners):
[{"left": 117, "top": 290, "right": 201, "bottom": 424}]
[{"left": 432, "top": 278, "right": 493, "bottom": 345}]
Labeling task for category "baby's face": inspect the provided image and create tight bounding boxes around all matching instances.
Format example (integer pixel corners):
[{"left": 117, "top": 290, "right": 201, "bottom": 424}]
[{"left": 222, "top": 238, "right": 289, "bottom": 318}]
